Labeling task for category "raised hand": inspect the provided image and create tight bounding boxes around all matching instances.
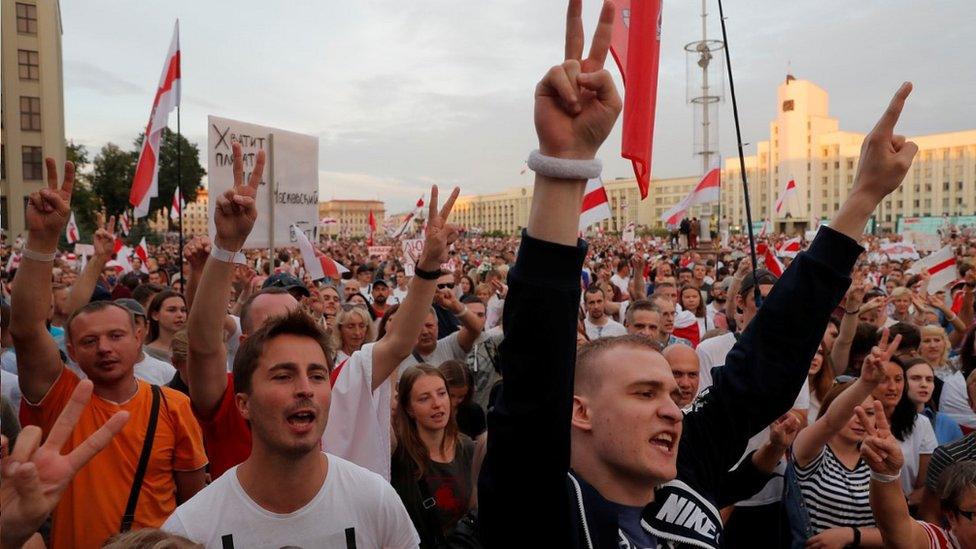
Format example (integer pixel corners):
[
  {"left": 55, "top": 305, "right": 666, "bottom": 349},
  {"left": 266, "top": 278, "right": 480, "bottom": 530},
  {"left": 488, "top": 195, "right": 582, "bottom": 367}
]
[
  {"left": 857, "top": 399, "right": 903, "bottom": 476},
  {"left": 434, "top": 286, "right": 464, "bottom": 315},
  {"left": 0, "top": 380, "right": 129, "bottom": 549},
  {"left": 91, "top": 211, "right": 117, "bottom": 259},
  {"left": 418, "top": 185, "right": 460, "bottom": 271},
  {"left": 769, "top": 412, "right": 802, "bottom": 449},
  {"left": 26, "top": 159, "right": 75, "bottom": 241},
  {"left": 861, "top": 328, "right": 901, "bottom": 385},
  {"left": 213, "top": 142, "right": 266, "bottom": 251},
  {"left": 183, "top": 236, "right": 212, "bottom": 273},
  {"left": 852, "top": 83, "right": 918, "bottom": 203},
  {"left": 535, "top": 0, "right": 621, "bottom": 160}
]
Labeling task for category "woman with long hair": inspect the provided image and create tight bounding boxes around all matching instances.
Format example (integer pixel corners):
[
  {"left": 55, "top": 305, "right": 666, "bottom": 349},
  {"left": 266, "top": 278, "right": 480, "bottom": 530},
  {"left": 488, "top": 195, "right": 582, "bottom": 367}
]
[
  {"left": 903, "top": 357, "right": 963, "bottom": 445},
  {"left": 678, "top": 284, "right": 709, "bottom": 335},
  {"left": 438, "top": 360, "right": 486, "bottom": 441},
  {"left": 331, "top": 305, "right": 376, "bottom": 366},
  {"left": 145, "top": 289, "right": 187, "bottom": 363},
  {"left": 807, "top": 341, "right": 834, "bottom": 424},
  {"left": 391, "top": 365, "right": 475, "bottom": 548},
  {"left": 872, "top": 355, "right": 937, "bottom": 504},
  {"left": 457, "top": 275, "right": 476, "bottom": 302}
]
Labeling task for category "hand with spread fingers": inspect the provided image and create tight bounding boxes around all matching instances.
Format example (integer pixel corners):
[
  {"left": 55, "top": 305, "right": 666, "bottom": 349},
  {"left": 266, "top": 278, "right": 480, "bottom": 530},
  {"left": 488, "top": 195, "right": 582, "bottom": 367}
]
[
  {"left": 857, "top": 400, "right": 903, "bottom": 478},
  {"left": 417, "top": 185, "right": 460, "bottom": 272},
  {"left": 0, "top": 380, "right": 129, "bottom": 549},
  {"left": 535, "top": 0, "right": 621, "bottom": 160},
  {"left": 26, "top": 159, "right": 75, "bottom": 243},
  {"left": 213, "top": 142, "right": 266, "bottom": 252},
  {"left": 861, "top": 328, "right": 902, "bottom": 386},
  {"left": 91, "top": 211, "right": 117, "bottom": 260}
]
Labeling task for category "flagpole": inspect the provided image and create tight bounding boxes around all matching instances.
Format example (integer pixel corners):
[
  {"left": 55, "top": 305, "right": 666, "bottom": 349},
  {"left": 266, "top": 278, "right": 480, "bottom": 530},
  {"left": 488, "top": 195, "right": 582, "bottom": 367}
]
[
  {"left": 177, "top": 105, "right": 184, "bottom": 281},
  {"left": 717, "top": 0, "right": 762, "bottom": 307}
]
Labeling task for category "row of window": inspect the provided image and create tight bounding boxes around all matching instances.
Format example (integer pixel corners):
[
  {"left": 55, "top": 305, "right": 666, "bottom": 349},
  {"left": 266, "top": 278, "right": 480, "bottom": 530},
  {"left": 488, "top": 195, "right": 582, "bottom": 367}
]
[{"left": 0, "top": 145, "right": 44, "bottom": 181}]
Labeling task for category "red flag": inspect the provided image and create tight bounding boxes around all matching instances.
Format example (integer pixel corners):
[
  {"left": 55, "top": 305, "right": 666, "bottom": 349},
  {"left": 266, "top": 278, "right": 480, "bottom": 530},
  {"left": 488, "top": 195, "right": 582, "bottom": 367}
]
[
  {"left": 611, "top": 0, "right": 663, "bottom": 199},
  {"left": 130, "top": 21, "right": 181, "bottom": 218},
  {"left": 757, "top": 243, "right": 784, "bottom": 277},
  {"left": 113, "top": 238, "right": 125, "bottom": 255},
  {"left": 135, "top": 237, "right": 149, "bottom": 264},
  {"left": 367, "top": 210, "right": 377, "bottom": 246}
]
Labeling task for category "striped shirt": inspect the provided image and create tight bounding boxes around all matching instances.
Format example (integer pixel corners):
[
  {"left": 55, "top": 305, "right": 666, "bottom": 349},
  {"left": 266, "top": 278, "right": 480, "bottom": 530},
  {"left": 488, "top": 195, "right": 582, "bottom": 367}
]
[
  {"left": 926, "top": 431, "right": 976, "bottom": 491},
  {"left": 918, "top": 521, "right": 960, "bottom": 549},
  {"left": 795, "top": 446, "right": 875, "bottom": 533}
]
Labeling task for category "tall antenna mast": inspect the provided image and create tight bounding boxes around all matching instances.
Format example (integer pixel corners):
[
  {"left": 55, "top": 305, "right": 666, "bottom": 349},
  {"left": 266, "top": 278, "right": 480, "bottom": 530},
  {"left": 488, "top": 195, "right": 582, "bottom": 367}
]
[{"left": 684, "top": 0, "right": 724, "bottom": 218}]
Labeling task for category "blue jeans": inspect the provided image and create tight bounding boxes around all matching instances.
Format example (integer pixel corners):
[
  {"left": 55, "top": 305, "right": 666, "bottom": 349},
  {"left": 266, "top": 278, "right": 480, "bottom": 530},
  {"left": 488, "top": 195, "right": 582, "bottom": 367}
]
[{"left": 783, "top": 460, "right": 812, "bottom": 549}]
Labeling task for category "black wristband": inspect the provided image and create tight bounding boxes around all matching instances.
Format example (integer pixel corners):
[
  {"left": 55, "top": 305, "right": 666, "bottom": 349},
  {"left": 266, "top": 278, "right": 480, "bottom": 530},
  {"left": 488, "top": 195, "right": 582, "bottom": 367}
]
[
  {"left": 413, "top": 266, "right": 442, "bottom": 280},
  {"left": 848, "top": 526, "right": 861, "bottom": 548}
]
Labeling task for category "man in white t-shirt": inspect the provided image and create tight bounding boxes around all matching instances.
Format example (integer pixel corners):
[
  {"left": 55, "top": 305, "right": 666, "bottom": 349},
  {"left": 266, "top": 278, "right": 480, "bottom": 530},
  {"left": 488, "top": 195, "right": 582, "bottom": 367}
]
[
  {"left": 115, "top": 298, "right": 176, "bottom": 385},
  {"left": 394, "top": 287, "right": 484, "bottom": 374},
  {"left": 583, "top": 286, "right": 627, "bottom": 340},
  {"left": 609, "top": 261, "right": 631, "bottom": 298},
  {"left": 162, "top": 310, "right": 419, "bottom": 548}
]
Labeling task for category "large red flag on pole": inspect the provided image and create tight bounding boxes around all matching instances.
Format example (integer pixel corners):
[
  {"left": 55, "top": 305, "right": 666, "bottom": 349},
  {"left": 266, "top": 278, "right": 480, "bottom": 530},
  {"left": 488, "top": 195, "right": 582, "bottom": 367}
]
[
  {"left": 367, "top": 210, "right": 377, "bottom": 246},
  {"left": 610, "top": 0, "right": 663, "bottom": 199},
  {"left": 130, "top": 21, "right": 181, "bottom": 218}
]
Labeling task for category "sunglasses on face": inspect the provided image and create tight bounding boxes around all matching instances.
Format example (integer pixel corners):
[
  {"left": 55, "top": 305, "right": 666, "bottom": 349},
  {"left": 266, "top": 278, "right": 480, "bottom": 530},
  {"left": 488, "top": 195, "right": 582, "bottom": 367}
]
[{"left": 437, "top": 283, "right": 456, "bottom": 290}]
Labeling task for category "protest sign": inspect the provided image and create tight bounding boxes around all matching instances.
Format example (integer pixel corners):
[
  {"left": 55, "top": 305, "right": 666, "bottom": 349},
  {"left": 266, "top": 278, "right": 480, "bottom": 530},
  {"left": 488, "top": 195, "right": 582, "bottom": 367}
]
[
  {"left": 368, "top": 246, "right": 393, "bottom": 258},
  {"left": 401, "top": 238, "right": 424, "bottom": 276},
  {"left": 207, "top": 115, "right": 319, "bottom": 249}
]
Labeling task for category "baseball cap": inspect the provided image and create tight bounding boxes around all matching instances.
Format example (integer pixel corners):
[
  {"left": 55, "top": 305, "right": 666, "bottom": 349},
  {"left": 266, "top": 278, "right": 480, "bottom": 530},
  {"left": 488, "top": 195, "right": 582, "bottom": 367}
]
[
  {"left": 738, "top": 269, "right": 779, "bottom": 297},
  {"left": 262, "top": 273, "right": 311, "bottom": 297},
  {"left": 371, "top": 277, "right": 390, "bottom": 288},
  {"left": 114, "top": 298, "right": 147, "bottom": 318}
]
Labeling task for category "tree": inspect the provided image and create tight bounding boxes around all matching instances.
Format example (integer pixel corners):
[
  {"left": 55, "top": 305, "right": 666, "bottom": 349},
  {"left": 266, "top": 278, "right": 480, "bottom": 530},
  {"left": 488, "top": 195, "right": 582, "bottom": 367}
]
[
  {"left": 133, "top": 128, "right": 206, "bottom": 225},
  {"left": 91, "top": 143, "right": 137, "bottom": 219}
]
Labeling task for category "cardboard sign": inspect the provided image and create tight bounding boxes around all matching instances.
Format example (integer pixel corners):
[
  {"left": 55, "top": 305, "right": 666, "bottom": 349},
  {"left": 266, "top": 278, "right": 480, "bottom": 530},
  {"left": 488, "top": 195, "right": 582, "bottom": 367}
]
[
  {"left": 401, "top": 238, "right": 424, "bottom": 276},
  {"left": 367, "top": 246, "right": 393, "bottom": 258},
  {"left": 74, "top": 244, "right": 95, "bottom": 257},
  {"left": 207, "top": 115, "right": 319, "bottom": 249}
]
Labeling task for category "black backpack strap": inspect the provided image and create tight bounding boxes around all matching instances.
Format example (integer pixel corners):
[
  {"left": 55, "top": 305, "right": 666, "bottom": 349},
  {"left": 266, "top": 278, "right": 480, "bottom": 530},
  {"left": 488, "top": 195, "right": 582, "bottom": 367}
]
[
  {"left": 412, "top": 350, "right": 425, "bottom": 364},
  {"left": 120, "top": 385, "right": 162, "bottom": 532},
  {"left": 416, "top": 475, "right": 448, "bottom": 547}
]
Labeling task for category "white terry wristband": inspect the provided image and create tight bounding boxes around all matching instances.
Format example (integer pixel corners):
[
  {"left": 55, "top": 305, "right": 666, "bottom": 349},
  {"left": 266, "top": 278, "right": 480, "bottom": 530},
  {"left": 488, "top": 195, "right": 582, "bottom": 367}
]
[
  {"left": 210, "top": 244, "right": 246, "bottom": 264},
  {"left": 870, "top": 470, "right": 900, "bottom": 483},
  {"left": 527, "top": 149, "right": 602, "bottom": 180}
]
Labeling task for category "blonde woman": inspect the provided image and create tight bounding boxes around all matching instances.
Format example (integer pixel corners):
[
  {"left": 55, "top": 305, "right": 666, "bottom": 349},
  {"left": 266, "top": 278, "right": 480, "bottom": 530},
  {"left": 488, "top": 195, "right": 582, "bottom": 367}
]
[
  {"left": 330, "top": 304, "right": 376, "bottom": 367},
  {"left": 919, "top": 324, "right": 953, "bottom": 379}
]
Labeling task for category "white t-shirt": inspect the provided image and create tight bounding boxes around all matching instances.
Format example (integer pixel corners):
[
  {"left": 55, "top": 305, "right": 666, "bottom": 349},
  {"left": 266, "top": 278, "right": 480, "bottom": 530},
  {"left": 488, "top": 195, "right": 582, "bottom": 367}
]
[
  {"left": 584, "top": 317, "right": 628, "bottom": 340},
  {"left": 939, "top": 371, "right": 976, "bottom": 429},
  {"left": 162, "top": 454, "right": 419, "bottom": 549},
  {"left": 322, "top": 343, "right": 393, "bottom": 481},
  {"left": 695, "top": 332, "right": 737, "bottom": 393},
  {"left": 134, "top": 351, "right": 176, "bottom": 385},
  {"left": 486, "top": 294, "right": 505, "bottom": 330},
  {"left": 392, "top": 287, "right": 408, "bottom": 305},
  {"left": 1, "top": 369, "right": 22, "bottom": 417},
  {"left": 610, "top": 274, "right": 630, "bottom": 296},
  {"left": 397, "top": 332, "right": 470, "bottom": 374},
  {"left": 226, "top": 315, "right": 242, "bottom": 372},
  {"left": 899, "top": 413, "right": 938, "bottom": 495}
]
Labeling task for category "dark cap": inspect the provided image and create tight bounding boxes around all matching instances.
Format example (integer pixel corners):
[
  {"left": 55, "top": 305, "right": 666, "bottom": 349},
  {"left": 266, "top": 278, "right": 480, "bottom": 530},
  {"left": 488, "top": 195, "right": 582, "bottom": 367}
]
[
  {"left": 356, "top": 265, "right": 373, "bottom": 275},
  {"left": 371, "top": 277, "right": 390, "bottom": 288},
  {"left": 738, "top": 269, "right": 779, "bottom": 297},
  {"left": 114, "top": 298, "right": 147, "bottom": 318},
  {"left": 262, "top": 272, "right": 311, "bottom": 297}
]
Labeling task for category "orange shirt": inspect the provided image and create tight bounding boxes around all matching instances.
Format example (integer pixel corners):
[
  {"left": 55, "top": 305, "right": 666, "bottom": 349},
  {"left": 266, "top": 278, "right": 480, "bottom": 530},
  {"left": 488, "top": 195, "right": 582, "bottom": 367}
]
[{"left": 20, "top": 369, "right": 208, "bottom": 549}]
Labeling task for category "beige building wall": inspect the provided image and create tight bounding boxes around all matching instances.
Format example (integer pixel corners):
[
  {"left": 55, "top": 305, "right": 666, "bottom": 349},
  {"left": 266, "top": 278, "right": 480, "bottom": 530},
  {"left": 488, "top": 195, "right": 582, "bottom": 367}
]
[
  {"left": 148, "top": 187, "right": 210, "bottom": 236},
  {"left": 1, "top": 0, "right": 66, "bottom": 237},
  {"left": 318, "top": 199, "right": 385, "bottom": 237},
  {"left": 721, "top": 76, "right": 976, "bottom": 233}
]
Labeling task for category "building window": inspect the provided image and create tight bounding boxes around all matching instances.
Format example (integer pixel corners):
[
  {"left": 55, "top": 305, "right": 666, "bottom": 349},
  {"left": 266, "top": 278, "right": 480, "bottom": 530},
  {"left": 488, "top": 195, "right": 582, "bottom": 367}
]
[
  {"left": 18, "top": 50, "right": 40, "bottom": 80},
  {"left": 782, "top": 100, "right": 794, "bottom": 112},
  {"left": 0, "top": 144, "right": 5, "bottom": 180},
  {"left": 943, "top": 182, "right": 950, "bottom": 191},
  {"left": 958, "top": 181, "right": 965, "bottom": 190},
  {"left": 0, "top": 197, "right": 7, "bottom": 231},
  {"left": 20, "top": 97, "right": 41, "bottom": 131},
  {"left": 22, "top": 146, "right": 43, "bottom": 180},
  {"left": 16, "top": 3, "right": 38, "bottom": 34}
]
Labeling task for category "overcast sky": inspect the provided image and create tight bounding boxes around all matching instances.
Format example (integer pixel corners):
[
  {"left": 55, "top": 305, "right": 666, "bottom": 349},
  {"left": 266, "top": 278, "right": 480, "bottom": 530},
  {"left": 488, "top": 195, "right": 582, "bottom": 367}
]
[{"left": 62, "top": 0, "right": 976, "bottom": 213}]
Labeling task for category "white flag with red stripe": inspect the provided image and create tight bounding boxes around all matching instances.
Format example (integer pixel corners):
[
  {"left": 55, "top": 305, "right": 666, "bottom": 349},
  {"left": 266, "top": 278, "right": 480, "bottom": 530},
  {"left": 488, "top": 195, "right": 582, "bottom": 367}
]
[
  {"left": 130, "top": 21, "right": 181, "bottom": 218},
  {"left": 757, "top": 243, "right": 785, "bottom": 277},
  {"left": 881, "top": 242, "right": 920, "bottom": 261},
  {"left": 776, "top": 237, "right": 802, "bottom": 258},
  {"left": 390, "top": 196, "right": 424, "bottom": 238},
  {"left": 907, "top": 246, "right": 959, "bottom": 293},
  {"left": 170, "top": 187, "right": 183, "bottom": 221},
  {"left": 119, "top": 212, "right": 131, "bottom": 236},
  {"left": 292, "top": 225, "right": 348, "bottom": 280},
  {"left": 135, "top": 237, "right": 150, "bottom": 273},
  {"left": 579, "top": 178, "right": 613, "bottom": 231},
  {"left": 758, "top": 218, "right": 772, "bottom": 238},
  {"left": 661, "top": 168, "right": 721, "bottom": 225},
  {"left": 774, "top": 178, "right": 797, "bottom": 216},
  {"left": 66, "top": 212, "right": 80, "bottom": 244}
]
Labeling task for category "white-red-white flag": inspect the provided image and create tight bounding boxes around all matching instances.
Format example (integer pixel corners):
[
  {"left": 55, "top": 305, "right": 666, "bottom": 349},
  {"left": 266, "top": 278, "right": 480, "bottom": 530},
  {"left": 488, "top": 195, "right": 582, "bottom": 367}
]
[
  {"left": 119, "top": 212, "right": 131, "bottom": 236},
  {"left": 907, "top": 246, "right": 959, "bottom": 293},
  {"left": 390, "top": 196, "right": 424, "bottom": 238},
  {"left": 661, "top": 168, "right": 720, "bottom": 225},
  {"left": 579, "top": 178, "right": 613, "bottom": 231},
  {"left": 774, "top": 178, "right": 797, "bottom": 216},
  {"left": 292, "top": 225, "right": 348, "bottom": 280},
  {"left": 758, "top": 243, "right": 784, "bottom": 277},
  {"left": 776, "top": 237, "right": 802, "bottom": 258},
  {"left": 130, "top": 21, "right": 181, "bottom": 218},
  {"left": 758, "top": 218, "right": 772, "bottom": 238},
  {"left": 170, "top": 187, "right": 183, "bottom": 221},
  {"left": 881, "top": 242, "right": 920, "bottom": 261},
  {"left": 135, "top": 237, "right": 149, "bottom": 268},
  {"left": 66, "top": 212, "right": 80, "bottom": 244}
]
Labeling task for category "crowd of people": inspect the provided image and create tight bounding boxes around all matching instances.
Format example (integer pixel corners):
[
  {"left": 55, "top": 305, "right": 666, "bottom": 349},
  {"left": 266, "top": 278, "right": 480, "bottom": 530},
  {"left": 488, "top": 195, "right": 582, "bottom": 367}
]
[{"left": 2, "top": 2, "right": 976, "bottom": 548}]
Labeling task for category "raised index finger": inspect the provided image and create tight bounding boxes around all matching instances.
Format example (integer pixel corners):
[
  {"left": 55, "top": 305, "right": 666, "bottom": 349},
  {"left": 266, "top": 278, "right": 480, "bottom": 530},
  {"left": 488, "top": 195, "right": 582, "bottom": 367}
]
[
  {"left": 232, "top": 141, "right": 244, "bottom": 187},
  {"left": 587, "top": 1, "right": 615, "bottom": 69},
  {"left": 565, "top": 0, "right": 584, "bottom": 61},
  {"left": 428, "top": 185, "right": 439, "bottom": 222},
  {"left": 872, "top": 399, "right": 891, "bottom": 434},
  {"left": 871, "top": 82, "right": 912, "bottom": 137}
]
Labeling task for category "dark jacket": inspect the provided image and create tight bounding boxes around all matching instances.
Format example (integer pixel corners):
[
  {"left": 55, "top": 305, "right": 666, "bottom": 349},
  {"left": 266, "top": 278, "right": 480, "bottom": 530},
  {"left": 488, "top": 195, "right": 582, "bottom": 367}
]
[{"left": 479, "top": 227, "right": 862, "bottom": 548}]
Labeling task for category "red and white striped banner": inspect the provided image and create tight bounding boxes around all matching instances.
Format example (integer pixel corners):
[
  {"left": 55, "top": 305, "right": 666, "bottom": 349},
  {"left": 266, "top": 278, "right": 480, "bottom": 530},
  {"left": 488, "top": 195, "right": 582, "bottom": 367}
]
[
  {"left": 579, "top": 178, "right": 612, "bottom": 231},
  {"left": 908, "top": 246, "right": 959, "bottom": 293}
]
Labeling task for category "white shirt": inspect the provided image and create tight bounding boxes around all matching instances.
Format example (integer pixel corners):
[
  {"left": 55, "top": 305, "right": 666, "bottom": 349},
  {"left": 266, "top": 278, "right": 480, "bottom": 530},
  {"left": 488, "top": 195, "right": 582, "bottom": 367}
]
[
  {"left": 696, "top": 332, "right": 737, "bottom": 393},
  {"left": 226, "top": 315, "right": 242, "bottom": 372},
  {"left": 134, "top": 351, "right": 177, "bottom": 385},
  {"left": 392, "top": 287, "right": 408, "bottom": 305},
  {"left": 1, "top": 369, "right": 22, "bottom": 418},
  {"left": 899, "top": 414, "right": 938, "bottom": 495},
  {"left": 939, "top": 371, "right": 976, "bottom": 429},
  {"left": 322, "top": 343, "right": 393, "bottom": 480},
  {"left": 583, "top": 317, "right": 628, "bottom": 340},
  {"left": 610, "top": 274, "right": 630, "bottom": 296},
  {"left": 162, "top": 454, "right": 419, "bottom": 549},
  {"left": 397, "top": 332, "right": 470, "bottom": 374},
  {"left": 486, "top": 294, "right": 505, "bottom": 330}
]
